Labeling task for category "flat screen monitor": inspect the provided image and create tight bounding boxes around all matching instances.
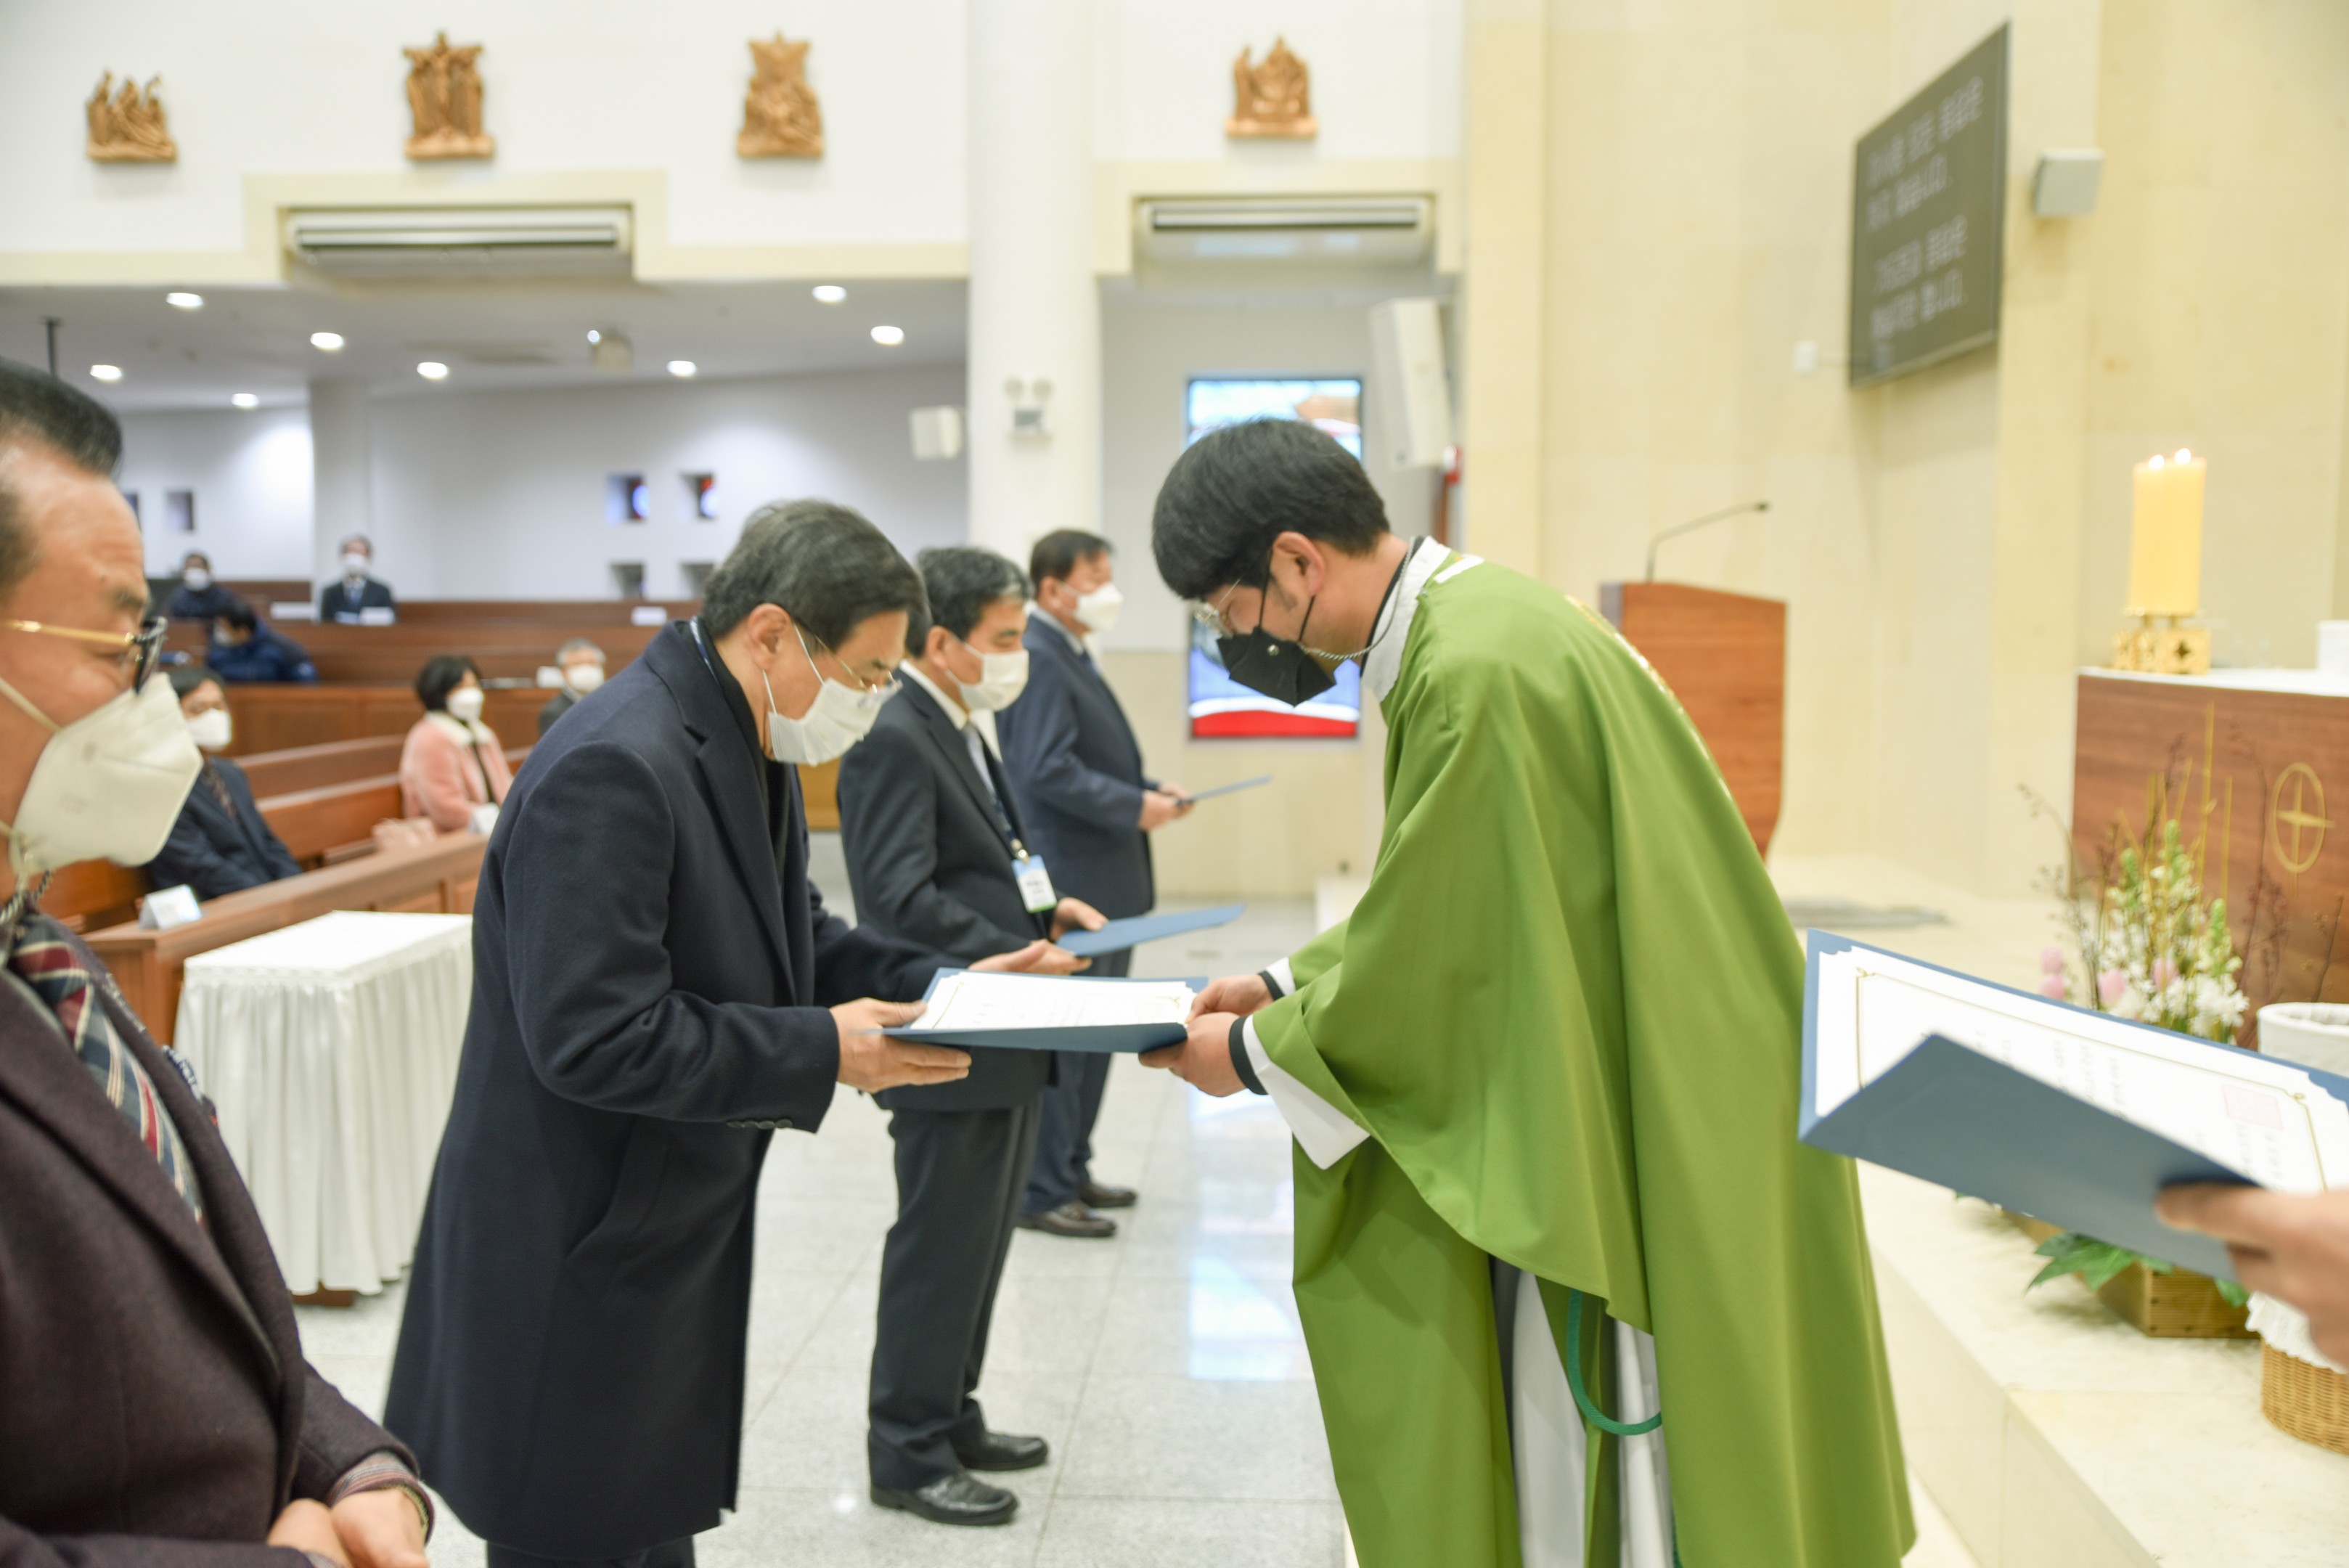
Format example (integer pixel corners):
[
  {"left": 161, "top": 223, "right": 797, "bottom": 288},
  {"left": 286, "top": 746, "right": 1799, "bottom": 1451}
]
[{"left": 1182, "top": 377, "right": 1365, "bottom": 740}]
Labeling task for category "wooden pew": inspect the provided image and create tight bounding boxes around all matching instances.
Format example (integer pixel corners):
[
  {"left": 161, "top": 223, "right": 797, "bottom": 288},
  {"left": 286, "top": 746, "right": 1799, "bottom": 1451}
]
[
  {"left": 233, "top": 735, "right": 405, "bottom": 796},
  {"left": 84, "top": 834, "right": 488, "bottom": 1045},
  {"left": 217, "top": 685, "right": 546, "bottom": 755}
]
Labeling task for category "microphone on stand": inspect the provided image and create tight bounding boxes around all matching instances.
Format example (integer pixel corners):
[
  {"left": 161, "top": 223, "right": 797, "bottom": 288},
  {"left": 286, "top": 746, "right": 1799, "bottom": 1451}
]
[{"left": 1644, "top": 500, "right": 1770, "bottom": 581}]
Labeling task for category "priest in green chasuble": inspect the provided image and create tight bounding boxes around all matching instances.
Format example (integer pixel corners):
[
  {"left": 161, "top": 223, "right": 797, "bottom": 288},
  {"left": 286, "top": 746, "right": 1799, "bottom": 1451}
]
[{"left": 1141, "top": 418, "right": 1913, "bottom": 1567}]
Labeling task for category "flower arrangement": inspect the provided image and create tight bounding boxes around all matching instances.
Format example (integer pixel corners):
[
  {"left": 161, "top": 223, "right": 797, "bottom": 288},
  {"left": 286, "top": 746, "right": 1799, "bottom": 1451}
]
[{"left": 2037, "top": 817, "right": 2247, "bottom": 1043}]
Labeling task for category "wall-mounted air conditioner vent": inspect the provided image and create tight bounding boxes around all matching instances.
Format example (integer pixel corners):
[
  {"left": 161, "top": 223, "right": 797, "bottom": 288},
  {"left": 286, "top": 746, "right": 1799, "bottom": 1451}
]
[
  {"left": 1135, "top": 195, "right": 1433, "bottom": 280},
  {"left": 282, "top": 207, "right": 634, "bottom": 279}
]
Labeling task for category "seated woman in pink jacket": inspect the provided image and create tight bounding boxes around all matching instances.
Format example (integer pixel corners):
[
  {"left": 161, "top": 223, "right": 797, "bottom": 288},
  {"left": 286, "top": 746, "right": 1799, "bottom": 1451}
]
[{"left": 400, "top": 654, "right": 514, "bottom": 833}]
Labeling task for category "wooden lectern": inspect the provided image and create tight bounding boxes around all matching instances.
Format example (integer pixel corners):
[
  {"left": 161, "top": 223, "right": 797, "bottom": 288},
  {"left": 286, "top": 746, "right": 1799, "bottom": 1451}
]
[{"left": 1599, "top": 582, "right": 1787, "bottom": 855}]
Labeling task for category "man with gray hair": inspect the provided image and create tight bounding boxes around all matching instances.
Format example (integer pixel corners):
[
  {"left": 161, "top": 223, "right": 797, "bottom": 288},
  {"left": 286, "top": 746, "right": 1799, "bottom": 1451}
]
[
  {"left": 387, "top": 500, "right": 1065, "bottom": 1568},
  {"left": 538, "top": 634, "right": 606, "bottom": 735}
]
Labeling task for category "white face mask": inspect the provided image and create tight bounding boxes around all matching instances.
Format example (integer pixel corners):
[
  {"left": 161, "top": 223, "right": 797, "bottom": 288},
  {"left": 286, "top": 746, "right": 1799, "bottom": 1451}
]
[
  {"left": 955, "top": 644, "right": 1029, "bottom": 711},
  {"left": 186, "top": 706, "right": 233, "bottom": 752},
  {"left": 761, "top": 629, "right": 890, "bottom": 765},
  {"left": 444, "top": 686, "right": 486, "bottom": 723},
  {"left": 565, "top": 662, "right": 605, "bottom": 695},
  {"left": 1074, "top": 581, "right": 1123, "bottom": 635},
  {"left": 182, "top": 568, "right": 212, "bottom": 591},
  {"left": 342, "top": 552, "right": 370, "bottom": 579},
  {"left": 0, "top": 674, "right": 202, "bottom": 875}
]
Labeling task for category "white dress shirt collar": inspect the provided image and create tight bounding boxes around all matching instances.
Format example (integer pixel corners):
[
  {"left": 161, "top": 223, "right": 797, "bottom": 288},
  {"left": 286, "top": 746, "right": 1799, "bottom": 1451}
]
[
  {"left": 899, "top": 660, "right": 969, "bottom": 730},
  {"left": 1363, "top": 536, "right": 1479, "bottom": 704}
]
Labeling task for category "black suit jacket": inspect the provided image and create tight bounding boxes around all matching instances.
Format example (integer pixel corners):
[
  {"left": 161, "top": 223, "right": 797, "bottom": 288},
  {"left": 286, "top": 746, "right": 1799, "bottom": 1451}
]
[
  {"left": 146, "top": 758, "right": 304, "bottom": 899},
  {"left": 993, "top": 621, "right": 1155, "bottom": 918},
  {"left": 0, "top": 934, "right": 410, "bottom": 1568},
  {"left": 385, "top": 621, "right": 941, "bottom": 1559},
  {"left": 318, "top": 579, "right": 394, "bottom": 623},
  {"left": 838, "top": 680, "right": 1052, "bottom": 1114}
]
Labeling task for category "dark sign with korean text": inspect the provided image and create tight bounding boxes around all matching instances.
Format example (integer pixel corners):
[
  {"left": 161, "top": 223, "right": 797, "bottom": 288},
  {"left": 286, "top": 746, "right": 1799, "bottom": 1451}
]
[{"left": 1849, "top": 25, "right": 2007, "bottom": 387}]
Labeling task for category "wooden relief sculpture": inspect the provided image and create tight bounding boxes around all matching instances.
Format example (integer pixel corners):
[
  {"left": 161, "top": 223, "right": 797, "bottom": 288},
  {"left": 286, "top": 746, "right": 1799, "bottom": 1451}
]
[
  {"left": 1226, "top": 38, "right": 1315, "bottom": 139},
  {"left": 404, "top": 32, "right": 494, "bottom": 160},
  {"left": 86, "top": 73, "right": 177, "bottom": 162},
  {"left": 737, "top": 32, "right": 824, "bottom": 158}
]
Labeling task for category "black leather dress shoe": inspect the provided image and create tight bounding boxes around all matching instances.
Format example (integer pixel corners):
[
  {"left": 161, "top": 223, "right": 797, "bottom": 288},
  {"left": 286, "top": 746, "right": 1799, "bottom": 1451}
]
[
  {"left": 1079, "top": 1180, "right": 1137, "bottom": 1209},
  {"left": 955, "top": 1429, "right": 1049, "bottom": 1471},
  {"left": 870, "top": 1471, "right": 1017, "bottom": 1527},
  {"left": 1016, "top": 1201, "right": 1116, "bottom": 1238}
]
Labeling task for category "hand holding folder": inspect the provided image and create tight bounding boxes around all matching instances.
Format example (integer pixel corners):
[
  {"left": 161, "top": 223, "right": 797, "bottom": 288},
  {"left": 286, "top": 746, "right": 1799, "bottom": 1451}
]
[
  {"left": 1800, "top": 934, "right": 2349, "bottom": 1281},
  {"left": 885, "top": 970, "right": 1198, "bottom": 1053}
]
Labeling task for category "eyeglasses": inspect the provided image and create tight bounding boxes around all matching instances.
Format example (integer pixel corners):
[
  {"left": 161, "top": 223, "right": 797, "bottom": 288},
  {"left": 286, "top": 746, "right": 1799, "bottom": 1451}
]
[
  {"left": 3, "top": 616, "right": 169, "bottom": 692},
  {"left": 802, "top": 629, "right": 899, "bottom": 698}
]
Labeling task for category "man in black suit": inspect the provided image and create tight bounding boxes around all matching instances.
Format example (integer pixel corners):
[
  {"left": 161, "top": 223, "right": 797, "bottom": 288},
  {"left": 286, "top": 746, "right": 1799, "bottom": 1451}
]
[
  {"left": 837, "top": 546, "right": 1106, "bottom": 1527},
  {"left": 385, "top": 501, "right": 1061, "bottom": 1568},
  {"left": 996, "top": 530, "right": 1191, "bottom": 1237},
  {"left": 147, "top": 664, "right": 306, "bottom": 898},
  {"left": 0, "top": 358, "right": 431, "bottom": 1568},
  {"left": 319, "top": 534, "right": 395, "bottom": 624}
]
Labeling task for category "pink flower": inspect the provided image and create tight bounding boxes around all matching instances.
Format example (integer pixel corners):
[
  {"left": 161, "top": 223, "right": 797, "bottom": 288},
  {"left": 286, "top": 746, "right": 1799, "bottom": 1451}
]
[
  {"left": 2038, "top": 973, "right": 2068, "bottom": 1000},
  {"left": 2098, "top": 968, "right": 2130, "bottom": 1006},
  {"left": 2152, "top": 957, "right": 2178, "bottom": 990},
  {"left": 2040, "top": 945, "right": 2066, "bottom": 975}
]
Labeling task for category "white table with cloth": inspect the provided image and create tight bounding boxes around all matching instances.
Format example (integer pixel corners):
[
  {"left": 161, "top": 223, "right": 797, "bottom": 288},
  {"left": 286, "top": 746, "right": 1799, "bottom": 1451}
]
[{"left": 173, "top": 911, "right": 473, "bottom": 1297}]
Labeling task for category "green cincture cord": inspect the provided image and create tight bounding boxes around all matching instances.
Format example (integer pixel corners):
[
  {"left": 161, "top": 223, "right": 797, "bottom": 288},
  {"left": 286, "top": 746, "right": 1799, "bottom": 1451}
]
[
  {"left": 1562, "top": 1289, "right": 1662, "bottom": 1436},
  {"left": 1562, "top": 1289, "right": 1684, "bottom": 1567}
]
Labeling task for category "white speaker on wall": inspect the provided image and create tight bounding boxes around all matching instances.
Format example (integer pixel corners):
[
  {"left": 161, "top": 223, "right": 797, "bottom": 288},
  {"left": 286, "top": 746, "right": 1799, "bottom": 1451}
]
[{"left": 1368, "top": 298, "right": 1453, "bottom": 470}]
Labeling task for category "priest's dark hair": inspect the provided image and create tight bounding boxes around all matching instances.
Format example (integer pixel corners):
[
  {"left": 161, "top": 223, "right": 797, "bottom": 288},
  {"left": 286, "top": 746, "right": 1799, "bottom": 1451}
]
[
  {"left": 0, "top": 357, "right": 123, "bottom": 601},
  {"left": 1151, "top": 417, "right": 1389, "bottom": 602},
  {"left": 1028, "top": 528, "right": 1111, "bottom": 590},
  {"left": 912, "top": 545, "right": 1029, "bottom": 649},
  {"left": 415, "top": 653, "right": 484, "bottom": 714},
  {"left": 701, "top": 498, "right": 927, "bottom": 648}
]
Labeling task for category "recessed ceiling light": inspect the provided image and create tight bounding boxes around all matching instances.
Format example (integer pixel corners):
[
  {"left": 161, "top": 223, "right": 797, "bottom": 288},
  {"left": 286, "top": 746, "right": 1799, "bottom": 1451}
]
[
  {"left": 166, "top": 291, "right": 203, "bottom": 311},
  {"left": 870, "top": 324, "right": 904, "bottom": 347},
  {"left": 417, "top": 361, "right": 449, "bottom": 380},
  {"left": 231, "top": 392, "right": 259, "bottom": 409},
  {"left": 587, "top": 329, "right": 602, "bottom": 344},
  {"left": 310, "top": 332, "right": 345, "bottom": 351},
  {"left": 89, "top": 364, "right": 123, "bottom": 383},
  {"left": 813, "top": 285, "right": 847, "bottom": 304},
  {"left": 667, "top": 360, "right": 698, "bottom": 378}
]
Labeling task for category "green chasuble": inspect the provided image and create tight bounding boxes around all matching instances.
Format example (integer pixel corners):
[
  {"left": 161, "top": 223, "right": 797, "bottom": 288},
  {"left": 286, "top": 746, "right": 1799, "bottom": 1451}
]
[{"left": 1254, "top": 553, "right": 1911, "bottom": 1567}]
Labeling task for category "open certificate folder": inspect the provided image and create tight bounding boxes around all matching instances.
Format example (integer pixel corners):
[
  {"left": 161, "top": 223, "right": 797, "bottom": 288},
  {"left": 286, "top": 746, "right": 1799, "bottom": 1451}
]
[
  {"left": 884, "top": 970, "right": 1197, "bottom": 1053},
  {"left": 1800, "top": 933, "right": 2349, "bottom": 1281}
]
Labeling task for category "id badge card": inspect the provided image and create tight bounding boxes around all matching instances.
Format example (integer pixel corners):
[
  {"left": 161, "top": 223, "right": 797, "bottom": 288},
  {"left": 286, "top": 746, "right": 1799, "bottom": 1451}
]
[{"left": 1013, "top": 854, "right": 1057, "bottom": 914}]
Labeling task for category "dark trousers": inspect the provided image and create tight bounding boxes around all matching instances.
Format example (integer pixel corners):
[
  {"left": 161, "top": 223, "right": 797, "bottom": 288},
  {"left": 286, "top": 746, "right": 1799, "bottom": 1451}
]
[
  {"left": 1021, "top": 946, "right": 1128, "bottom": 1215},
  {"left": 869, "top": 1097, "right": 1042, "bottom": 1490},
  {"left": 486, "top": 1538, "right": 694, "bottom": 1568}
]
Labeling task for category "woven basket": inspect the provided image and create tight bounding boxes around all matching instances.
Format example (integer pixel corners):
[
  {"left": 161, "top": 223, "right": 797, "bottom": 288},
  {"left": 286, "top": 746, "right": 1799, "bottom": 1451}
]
[{"left": 2261, "top": 1342, "right": 2349, "bottom": 1456}]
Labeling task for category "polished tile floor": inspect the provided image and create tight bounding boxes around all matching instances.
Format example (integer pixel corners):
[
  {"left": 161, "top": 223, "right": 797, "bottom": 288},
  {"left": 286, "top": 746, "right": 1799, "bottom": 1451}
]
[{"left": 301, "top": 885, "right": 1974, "bottom": 1567}]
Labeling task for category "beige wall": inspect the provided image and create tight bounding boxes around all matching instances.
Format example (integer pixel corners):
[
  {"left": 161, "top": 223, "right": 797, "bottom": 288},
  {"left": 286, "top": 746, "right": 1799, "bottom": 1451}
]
[{"left": 1462, "top": 0, "right": 2349, "bottom": 897}]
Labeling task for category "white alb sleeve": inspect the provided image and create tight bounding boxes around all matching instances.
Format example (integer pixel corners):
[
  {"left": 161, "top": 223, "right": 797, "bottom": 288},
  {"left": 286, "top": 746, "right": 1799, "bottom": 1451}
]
[{"left": 1242, "top": 1017, "right": 1369, "bottom": 1169}]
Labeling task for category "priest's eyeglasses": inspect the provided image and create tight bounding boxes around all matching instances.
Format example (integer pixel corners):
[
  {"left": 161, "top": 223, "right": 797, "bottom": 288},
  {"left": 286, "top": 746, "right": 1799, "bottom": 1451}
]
[{"left": 2, "top": 616, "right": 169, "bottom": 692}]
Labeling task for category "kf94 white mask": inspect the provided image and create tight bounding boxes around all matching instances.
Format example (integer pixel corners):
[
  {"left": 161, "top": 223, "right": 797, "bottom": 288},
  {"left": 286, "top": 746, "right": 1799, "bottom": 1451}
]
[
  {"left": 0, "top": 674, "right": 202, "bottom": 875},
  {"left": 445, "top": 687, "right": 486, "bottom": 723},
  {"left": 955, "top": 645, "right": 1030, "bottom": 712},
  {"left": 565, "top": 663, "right": 605, "bottom": 695},
  {"left": 341, "top": 553, "right": 370, "bottom": 578},
  {"left": 762, "top": 630, "right": 890, "bottom": 765},
  {"left": 186, "top": 706, "right": 233, "bottom": 752},
  {"left": 1074, "top": 582, "right": 1124, "bottom": 636}
]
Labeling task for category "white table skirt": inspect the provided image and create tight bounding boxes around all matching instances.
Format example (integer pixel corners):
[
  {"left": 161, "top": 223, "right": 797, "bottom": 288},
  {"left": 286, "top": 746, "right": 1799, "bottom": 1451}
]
[{"left": 175, "top": 911, "right": 473, "bottom": 1295}]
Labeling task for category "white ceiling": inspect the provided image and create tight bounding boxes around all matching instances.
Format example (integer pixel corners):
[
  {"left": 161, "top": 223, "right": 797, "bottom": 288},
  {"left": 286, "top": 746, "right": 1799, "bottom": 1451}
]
[{"left": 0, "top": 276, "right": 968, "bottom": 413}]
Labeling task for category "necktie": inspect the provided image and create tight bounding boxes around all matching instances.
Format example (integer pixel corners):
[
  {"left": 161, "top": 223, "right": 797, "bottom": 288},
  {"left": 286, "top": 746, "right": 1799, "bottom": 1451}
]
[{"left": 8, "top": 911, "right": 205, "bottom": 1222}]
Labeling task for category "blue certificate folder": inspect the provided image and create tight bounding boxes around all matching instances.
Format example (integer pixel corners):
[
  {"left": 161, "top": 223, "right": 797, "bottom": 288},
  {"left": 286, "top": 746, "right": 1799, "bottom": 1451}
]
[
  {"left": 882, "top": 970, "right": 1200, "bottom": 1054},
  {"left": 1056, "top": 903, "right": 1246, "bottom": 959},
  {"left": 1799, "top": 934, "right": 2349, "bottom": 1283}
]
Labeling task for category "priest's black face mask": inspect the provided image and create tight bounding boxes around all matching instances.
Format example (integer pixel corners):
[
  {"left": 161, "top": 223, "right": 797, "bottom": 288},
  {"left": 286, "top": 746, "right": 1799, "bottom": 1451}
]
[{"left": 1217, "top": 575, "right": 1339, "bottom": 707}]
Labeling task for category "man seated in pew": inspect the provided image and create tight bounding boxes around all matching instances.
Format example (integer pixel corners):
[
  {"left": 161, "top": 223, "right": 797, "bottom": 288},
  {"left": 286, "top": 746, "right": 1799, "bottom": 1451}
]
[
  {"left": 144, "top": 664, "right": 303, "bottom": 899},
  {"left": 401, "top": 653, "right": 512, "bottom": 835},
  {"left": 0, "top": 358, "right": 434, "bottom": 1568},
  {"left": 208, "top": 597, "right": 317, "bottom": 683},
  {"left": 321, "top": 533, "right": 396, "bottom": 624},
  {"left": 163, "top": 548, "right": 237, "bottom": 621},
  {"left": 538, "top": 635, "right": 605, "bottom": 735}
]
